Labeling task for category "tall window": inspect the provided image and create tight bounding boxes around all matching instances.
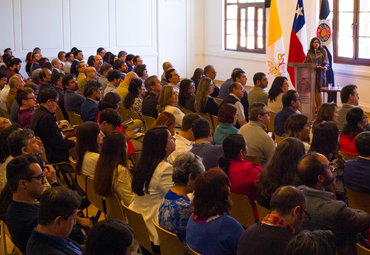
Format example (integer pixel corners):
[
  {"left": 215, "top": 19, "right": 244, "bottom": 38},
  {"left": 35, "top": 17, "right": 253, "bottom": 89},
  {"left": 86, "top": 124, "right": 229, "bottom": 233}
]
[
  {"left": 333, "top": 0, "right": 370, "bottom": 65},
  {"left": 225, "top": 0, "right": 266, "bottom": 53}
]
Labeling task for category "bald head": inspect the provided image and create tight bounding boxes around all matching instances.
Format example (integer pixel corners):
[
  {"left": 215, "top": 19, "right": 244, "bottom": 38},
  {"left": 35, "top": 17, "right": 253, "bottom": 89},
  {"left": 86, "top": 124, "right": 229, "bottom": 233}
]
[
  {"left": 162, "top": 62, "right": 172, "bottom": 72},
  {"left": 94, "top": 55, "right": 103, "bottom": 69},
  {"left": 270, "top": 186, "right": 306, "bottom": 216},
  {"left": 122, "top": 72, "right": 138, "bottom": 85},
  {"left": 85, "top": 67, "right": 97, "bottom": 80},
  {"left": 51, "top": 58, "right": 61, "bottom": 70}
]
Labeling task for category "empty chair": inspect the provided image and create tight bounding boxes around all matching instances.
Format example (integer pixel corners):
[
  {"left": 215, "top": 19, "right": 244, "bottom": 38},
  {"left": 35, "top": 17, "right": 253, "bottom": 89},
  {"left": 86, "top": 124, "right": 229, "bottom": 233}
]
[
  {"left": 346, "top": 187, "right": 370, "bottom": 215},
  {"left": 143, "top": 115, "right": 155, "bottom": 132}
]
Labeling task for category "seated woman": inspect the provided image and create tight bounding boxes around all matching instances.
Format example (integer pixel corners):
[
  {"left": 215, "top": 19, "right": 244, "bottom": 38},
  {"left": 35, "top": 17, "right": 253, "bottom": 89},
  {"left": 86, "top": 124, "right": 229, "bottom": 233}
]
[
  {"left": 158, "top": 152, "right": 205, "bottom": 253},
  {"left": 123, "top": 79, "right": 146, "bottom": 132},
  {"left": 186, "top": 168, "right": 244, "bottom": 255},
  {"left": 178, "top": 79, "right": 196, "bottom": 111},
  {"left": 257, "top": 137, "right": 305, "bottom": 209},
  {"left": 190, "top": 68, "right": 204, "bottom": 89},
  {"left": 75, "top": 122, "right": 103, "bottom": 178},
  {"left": 213, "top": 103, "right": 238, "bottom": 145},
  {"left": 130, "top": 126, "right": 176, "bottom": 247},
  {"left": 218, "top": 134, "right": 262, "bottom": 220},
  {"left": 267, "top": 76, "right": 289, "bottom": 113},
  {"left": 312, "top": 103, "right": 339, "bottom": 130},
  {"left": 16, "top": 87, "right": 36, "bottom": 129},
  {"left": 133, "top": 64, "right": 148, "bottom": 81},
  {"left": 152, "top": 112, "right": 176, "bottom": 136},
  {"left": 284, "top": 114, "right": 311, "bottom": 152},
  {"left": 94, "top": 131, "right": 134, "bottom": 206},
  {"left": 158, "top": 85, "right": 184, "bottom": 128},
  {"left": 194, "top": 77, "right": 219, "bottom": 117},
  {"left": 339, "top": 107, "right": 368, "bottom": 155}
]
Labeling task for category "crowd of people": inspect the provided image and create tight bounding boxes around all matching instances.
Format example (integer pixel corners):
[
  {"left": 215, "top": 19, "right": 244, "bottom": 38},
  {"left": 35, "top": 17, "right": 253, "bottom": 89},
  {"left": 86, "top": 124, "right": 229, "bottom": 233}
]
[{"left": 0, "top": 46, "right": 369, "bottom": 255}]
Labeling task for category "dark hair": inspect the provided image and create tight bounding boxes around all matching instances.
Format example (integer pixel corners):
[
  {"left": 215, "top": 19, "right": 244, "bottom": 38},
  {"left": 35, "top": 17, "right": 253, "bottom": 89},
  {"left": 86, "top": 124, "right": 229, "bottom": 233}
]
[
  {"left": 39, "top": 58, "right": 50, "bottom": 69},
  {"left": 7, "top": 129, "right": 35, "bottom": 157},
  {"left": 84, "top": 219, "right": 133, "bottom": 255},
  {"left": 203, "top": 65, "right": 213, "bottom": 75},
  {"left": 107, "top": 69, "right": 121, "bottom": 82},
  {"left": 0, "top": 70, "right": 7, "bottom": 80},
  {"left": 284, "top": 114, "right": 308, "bottom": 141},
  {"left": 103, "top": 52, "right": 116, "bottom": 65},
  {"left": 33, "top": 47, "right": 41, "bottom": 53},
  {"left": 308, "top": 37, "right": 324, "bottom": 53},
  {"left": 9, "top": 58, "right": 22, "bottom": 68},
  {"left": 179, "top": 79, "right": 194, "bottom": 109},
  {"left": 0, "top": 125, "right": 20, "bottom": 163},
  {"left": 99, "top": 108, "right": 122, "bottom": 127},
  {"left": 191, "top": 68, "right": 204, "bottom": 80},
  {"left": 228, "top": 82, "right": 240, "bottom": 94},
  {"left": 24, "top": 82, "right": 39, "bottom": 92},
  {"left": 341, "top": 107, "right": 364, "bottom": 141},
  {"left": 340, "top": 84, "right": 357, "bottom": 104},
  {"left": 257, "top": 137, "right": 305, "bottom": 200},
  {"left": 268, "top": 76, "right": 287, "bottom": 101},
  {"left": 26, "top": 52, "right": 33, "bottom": 62},
  {"left": 5, "top": 56, "right": 14, "bottom": 68},
  {"left": 97, "top": 47, "right": 105, "bottom": 54},
  {"left": 133, "top": 64, "right": 147, "bottom": 78},
  {"left": 248, "top": 102, "right": 266, "bottom": 121},
  {"left": 39, "top": 89, "right": 58, "bottom": 104},
  {"left": 132, "top": 127, "right": 169, "bottom": 195},
  {"left": 285, "top": 230, "right": 336, "bottom": 255},
  {"left": 231, "top": 70, "right": 245, "bottom": 82},
  {"left": 355, "top": 131, "right": 370, "bottom": 157},
  {"left": 282, "top": 90, "right": 298, "bottom": 107},
  {"left": 181, "top": 113, "right": 201, "bottom": 132},
  {"left": 94, "top": 131, "right": 128, "bottom": 197},
  {"left": 270, "top": 186, "right": 305, "bottom": 216},
  {"left": 192, "top": 117, "right": 210, "bottom": 140},
  {"left": 4, "top": 48, "right": 11, "bottom": 54},
  {"left": 113, "top": 60, "right": 124, "bottom": 70},
  {"left": 172, "top": 152, "right": 204, "bottom": 186},
  {"left": 84, "top": 80, "right": 102, "bottom": 97},
  {"left": 51, "top": 72, "right": 64, "bottom": 86},
  {"left": 118, "top": 51, "right": 127, "bottom": 59},
  {"left": 57, "top": 51, "right": 66, "bottom": 60},
  {"left": 38, "top": 187, "right": 81, "bottom": 226},
  {"left": 123, "top": 79, "right": 142, "bottom": 109},
  {"left": 126, "top": 54, "right": 134, "bottom": 64},
  {"left": 219, "top": 134, "right": 246, "bottom": 174},
  {"left": 145, "top": 75, "right": 157, "bottom": 91},
  {"left": 62, "top": 74, "right": 76, "bottom": 89},
  {"left": 309, "top": 122, "right": 340, "bottom": 159},
  {"left": 133, "top": 55, "right": 141, "bottom": 65},
  {"left": 101, "top": 64, "right": 112, "bottom": 75},
  {"left": 192, "top": 168, "right": 231, "bottom": 218},
  {"left": 298, "top": 152, "right": 326, "bottom": 187},
  {"left": 73, "top": 50, "right": 82, "bottom": 57},
  {"left": 98, "top": 92, "right": 121, "bottom": 111},
  {"left": 218, "top": 103, "right": 236, "bottom": 124},
  {"left": 253, "top": 72, "right": 266, "bottom": 85},
  {"left": 39, "top": 68, "right": 50, "bottom": 81},
  {"left": 66, "top": 52, "right": 72, "bottom": 60},
  {"left": 312, "top": 103, "right": 337, "bottom": 130},
  {"left": 15, "top": 87, "right": 34, "bottom": 106},
  {"left": 87, "top": 55, "right": 95, "bottom": 67},
  {"left": 75, "top": 122, "right": 101, "bottom": 175},
  {"left": 165, "top": 68, "right": 175, "bottom": 82}
]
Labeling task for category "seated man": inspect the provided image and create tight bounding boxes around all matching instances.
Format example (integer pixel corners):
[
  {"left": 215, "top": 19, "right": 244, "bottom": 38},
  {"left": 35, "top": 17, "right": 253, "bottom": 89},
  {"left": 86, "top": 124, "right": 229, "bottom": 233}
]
[
  {"left": 220, "top": 82, "right": 247, "bottom": 128},
  {"left": 63, "top": 74, "right": 85, "bottom": 115},
  {"left": 161, "top": 62, "right": 172, "bottom": 85},
  {"left": 238, "top": 102, "right": 274, "bottom": 167},
  {"left": 165, "top": 68, "right": 181, "bottom": 92},
  {"left": 104, "top": 69, "right": 121, "bottom": 96},
  {"left": 274, "top": 90, "right": 300, "bottom": 137},
  {"left": 189, "top": 117, "right": 223, "bottom": 170},
  {"left": 29, "top": 89, "right": 75, "bottom": 163},
  {"left": 113, "top": 60, "right": 127, "bottom": 79},
  {"left": 298, "top": 152, "right": 370, "bottom": 255},
  {"left": 343, "top": 132, "right": 370, "bottom": 194},
  {"left": 80, "top": 80, "right": 103, "bottom": 122},
  {"left": 203, "top": 65, "right": 219, "bottom": 97},
  {"left": 27, "top": 186, "right": 82, "bottom": 255},
  {"left": 142, "top": 75, "right": 162, "bottom": 119},
  {"left": 237, "top": 186, "right": 307, "bottom": 255},
  {"left": 52, "top": 72, "right": 68, "bottom": 120},
  {"left": 98, "top": 63, "right": 112, "bottom": 91},
  {"left": 78, "top": 65, "right": 97, "bottom": 94},
  {"left": 115, "top": 72, "right": 138, "bottom": 103},
  {"left": 15, "top": 87, "right": 36, "bottom": 129},
  {"left": 37, "top": 68, "right": 53, "bottom": 102},
  {"left": 248, "top": 72, "right": 268, "bottom": 105},
  {"left": 6, "top": 75, "right": 24, "bottom": 113}
]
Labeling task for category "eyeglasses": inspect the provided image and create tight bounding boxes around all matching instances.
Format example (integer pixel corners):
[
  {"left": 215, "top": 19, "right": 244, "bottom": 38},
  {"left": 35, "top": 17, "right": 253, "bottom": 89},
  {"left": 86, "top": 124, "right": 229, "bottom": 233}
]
[
  {"left": 260, "top": 111, "right": 271, "bottom": 116},
  {"left": 301, "top": 208, "right": 311, "bottom": 223},
  {"left": 50, "top": 99, "right": 59, "bottom": 105},
  {"left": 26, "top": 173, "right": 46, "bottom": 181},
  {"left": 27, "top": 96, "right": 36, "bottom": 100}
]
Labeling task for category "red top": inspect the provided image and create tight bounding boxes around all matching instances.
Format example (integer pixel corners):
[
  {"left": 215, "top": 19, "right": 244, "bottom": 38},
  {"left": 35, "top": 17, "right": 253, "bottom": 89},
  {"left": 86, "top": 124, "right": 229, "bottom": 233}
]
[
  {"left": 228, "top": 159, "right": 262, "bottom": 220},
  {"left": 339, "top": 133, "right": 360, "bottom": 156}
]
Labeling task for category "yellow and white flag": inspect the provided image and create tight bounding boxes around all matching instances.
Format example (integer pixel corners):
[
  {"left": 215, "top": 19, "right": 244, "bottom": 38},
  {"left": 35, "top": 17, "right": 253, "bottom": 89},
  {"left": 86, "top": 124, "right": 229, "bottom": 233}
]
[{"left": 266, "top": 0, "right": 287, "bottom": 89}]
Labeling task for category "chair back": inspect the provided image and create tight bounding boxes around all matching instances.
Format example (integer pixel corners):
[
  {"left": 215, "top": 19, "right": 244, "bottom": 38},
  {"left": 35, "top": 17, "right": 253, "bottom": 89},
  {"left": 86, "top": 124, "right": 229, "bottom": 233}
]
[
  {"left": 55, "top": 107, "right": 65, "bottom": 121},
  {"left": 187, "top": 244, "right": 201, "bottom": 255},
  {"left": 143, "top": 115, "right": 155, "bottom": 131},
  {"left": 121, "top": 201, "right": 153, "bottom": 254},
  {"left": 36, "top": 136, "right": 48, "bottom": 163},
  {"left": 86, "top": 177, "right": 105, "bottom": 213},
  {"left": 1, "top": 109, "right": 9, "bottom": 118},
  {"left": 212, "top": 115, "right": 220, "bottom": 130},
  {"left": 182, "top": 108, "right": 193, "bottom": 115},
  {"left": 117, "top": 106, "right": 129, "bottom": 122},
  {"left": 357, "top": 243, "right": 370, "bottom": 255},
  {"left": 76, "top": 174, "right": 87, "bottom": 193},
  {"left": 105, "top": 193, "right": 126, "bottom": 221},
  {"left": 198, "top": 112, "right": 214, "bottom": 133},
  {"left": 229, "top": 192, "right": 255, "bottom": 228},
  {"left": 255, "top": 201, "right": 271, "bottom": 221},
  {"left": 346, "top": 187, "right": 370, "bottom": 215},
  {"left": 275, "top": 134, "right": 283, "bottom": 145},
  {"left": 67, "top": 111, "right": 83, "bottom": 125},
  {"left": 152, "top": 219, "right": 185, "bottom": 255},
  {"left": 127, "top": 110, "right": 139, "bottom": 120},
  {"left": 1, "top": 220, "right": 23, "bottom": 255},
  {"left": 214, "top": 97, "right": 223, "bottom": 105},
  {"left": 329, "top": 183, "right": 337, "bottom": 200},
  {"left": 244, "top": 155, "right": 262, "bottom": 166},
  {"left": 267, "top": 112, "right": 275, "bottom": 133},
  {"left": 0, "top": 220, "right": 8, "bottom": 255},
  {"left": 338, "top": 150, "right": 358, "bottom": 160}
]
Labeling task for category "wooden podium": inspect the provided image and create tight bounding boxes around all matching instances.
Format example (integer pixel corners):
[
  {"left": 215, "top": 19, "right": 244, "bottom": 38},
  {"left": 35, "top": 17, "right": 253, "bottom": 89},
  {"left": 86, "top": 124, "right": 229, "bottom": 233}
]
[{"left": 288, "top": 63, "right": 317, "bottom": 120}]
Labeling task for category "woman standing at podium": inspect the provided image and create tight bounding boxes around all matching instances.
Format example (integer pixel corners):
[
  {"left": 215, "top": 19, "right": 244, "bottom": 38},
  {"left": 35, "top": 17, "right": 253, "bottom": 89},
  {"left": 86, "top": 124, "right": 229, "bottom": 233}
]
[{"left": 304, "top": 37, "right": 330, "bottom": 116}]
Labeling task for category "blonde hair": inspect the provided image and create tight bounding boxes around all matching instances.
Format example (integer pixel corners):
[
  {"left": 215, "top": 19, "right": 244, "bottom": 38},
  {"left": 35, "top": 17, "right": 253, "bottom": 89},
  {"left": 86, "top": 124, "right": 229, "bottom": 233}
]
[
  {"left": 194, "top": 77, "right": 212, "bottom": 113},
  {"left": 157, "top": 85, "right": 174, "bottom": 113}
]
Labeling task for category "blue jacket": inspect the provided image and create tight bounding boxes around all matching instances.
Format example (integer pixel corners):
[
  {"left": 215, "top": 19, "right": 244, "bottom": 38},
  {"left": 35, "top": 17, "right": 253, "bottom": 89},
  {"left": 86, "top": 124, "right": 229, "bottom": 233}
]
[{"left": 80, "top": 98, "right": 99, "bottom": 122}]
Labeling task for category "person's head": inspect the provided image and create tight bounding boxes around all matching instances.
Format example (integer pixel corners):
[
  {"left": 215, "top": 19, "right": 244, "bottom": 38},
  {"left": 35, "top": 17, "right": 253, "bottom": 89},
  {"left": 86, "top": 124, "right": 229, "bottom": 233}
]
[
  {"left": 39, "top": 68, "right": 52, "bottom": 84},
  {"left": 51, "top": 58, "right": 61, "bottom": 70},
  {"left": 77, "top": 61, "right": 87, "bottom": 74},
  {"left": 37, "top": 187, "right": 81, "bottom": 238},
  {"left": 74, "top": 50, "right": 83, "bottom": 60},
  {"left": 270, "top": 186, "right": 307, "bottom": 231},
  {"left": 4, "top": 48, "right": 12, "bottom": 55},
  {"left": 5, "top": 55, "right": 14, "bottom": 68},
  {"left": 62, "top": 74, "right": 78, "bottom": 91},
  {"left": 340, "top": 84, "right": 359, "bottom": 105},
  {"left": 39, "top": 89, "right": 59, "bottom": 113},
  {"left": 32, "top": 52, "right": 41, "bottom": 63},
  {"left": 253, "top": 72, "right": 268, "bottom": 88},
  {"left": 133, "top": 55, "right": 142, "bottom": 66},
  {"left": 158, "top": 85, "right": 178, "bottom": 112},
  {"left": 194, "top": 77, "right": 213, "bottom": 113},
  {"left": 178, "top": 79, "right": 195, "bottom": 108},
  {"left": 51, "top": 72, "right": 64, "bottom": 88},
  {"left": 123, "top": 79, "right": 145, "bottom": 109},
  {"left": 98, "top": 92, "right": 121, "bottom": 111},
  {"left": 218, "top": 134, "right": 247, "bottom": 174},
  {"left": 0, "top": 71, "right": 7, "bottom": 88},
  {"left": 231, "top": 70, "right": 247, "bottom": 85},
  {"left": 309, "top": 37, "right": 323, "bottom": 52},
  {"left": 75, "top": 122, "right": 103, "bottom": 175},
  {"left": 84, "top": 80, "right": 103, "bottom": 100},
  {"left": 113, "top": 60, "right": 127, "bottom": 73},
  {"left": 9, "top": 75, "right": 24, "bottom": 90},
  {"left": 39, "top": 58, "right": 49, "bottom": 68},
  {"left": 100, "top": 63, "right": 112, "bottom": 76},
  {"left": 268, "top": 76, "right": 289, "bottom": 101},
  {"left": 15, "top": 87, "right": 36, "bottom": 108},
  {"left": 282, "top": 90, "right": 300, "bottom": 111},
  {"left": 285, "top": 230, "right": 336, "bottom": 255},
  {"left": 58, "top": 51, "right": 66, "bottom": 62},
  {"left": 0, "top": 124, "right": 19, "bottom": 163},
  {"left": 218, "top": 103, "right": 237, "bottom": 125},
  {"left": 355, "top": 131, "right": 370, "bottom": 157},
  {"left": 84, "top": 219, "right": 134, "bottom": 255},
  {"left": 107, "top": 69, "right": 122, "bottom": 86},
  {"left": 162, "top": 62, "right": 173, "bottom": 72},
  {"left": 134, "top": 64, "right": 148, "bottom": 78},
  {"left": 125, "top": 54, "right": 135, "bottom": 66},
  {"left": 342, "top": 107, "right": 368, "bottom": 137},
  {"left": 152, "top": 112, "right": 176, "bottom": 136},
  {"left": 229, "top": 82, "right": 245, "bottom": 99},
  {"left": 192, "top": 168, "right": 231, "bottom": 218},
  {"left": 65, "top": 52, "right": 74, "bottom": 62},
  {"left": 85, "top": 66, "right": 98, "bottom": 80},
  {"left": 99, "top": 108, "right": 122, "bottom": 135},
  {"left": 94, "top": 55, "right": 103, "bottom": 69},
  {"left": 7, "top": 129, "right": 42, "bottom": 157},
  {"left": 191, "top": 68, "right": 204, "bottom": 80},
  {"left": 248, "top": 102, "right": 270, "bottom": 127},
  {"left": 117, "top": 51, "right": 128, "bottom": 62},
  {"left": 298, "top": 152, "right": 334, "bottom": 189},
  {"left": 132, "top": 126, "right": 175, "bottom": 195},
  {"left": 122, "top": 72, "right": 138, "bottom": 85},
  {"left": 88, "top": 56, "right": 95, "bottom": 67},
  {"left": 9, "top": 58, "right": 22, "bottom": 72},
  {"left": 41, "top": 61, "right": 53, "bottom": 71},
  {"left": 97, "top": 47, "right": 106, "bottom": 58},
  {"left": 0, "top": 117, "right": 11, "bottom": 135},
  {"left": 192, "top": 117, "right": 211, "bottom": 141},
  {"left": 165, "top": 68, "right": 180, "bottom": 84},
  {"left": 314, "top": 103, "right": 338, "bottom": 129},
  {"left": 284, "top": 114, "right": 310, "bottom": 141},
  {"left": 179, "top": 113, "right": 201, "bottom": 141},
  {"left": 33, "top": 47, "right": 41, "bottom": 55},
  {"left": 204, "top": 65, "right": 217, "bottom": 80},
  {"left": 309, "top": 122, "right": 340, "bottom": 159},
  {"left": 145, "top": 75, "right": 162, "bottom": 94}
]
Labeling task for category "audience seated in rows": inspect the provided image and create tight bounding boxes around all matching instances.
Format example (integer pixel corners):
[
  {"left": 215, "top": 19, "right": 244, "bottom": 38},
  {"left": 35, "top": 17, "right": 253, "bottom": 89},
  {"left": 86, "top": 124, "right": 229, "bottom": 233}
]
[
  {"left": 248, "top": 72, "right": 268, "bottom": 106},
  {"left": 274, "top": 90, "right": 300, "bottom": 137},
  {"left": 63, "top": 74, "right": 85, "bottom": 115},
  {"left": 134, "top": 64, "right": 148, "bottom": 81},
  {"left": 10, "top": 82, "right": 39, "bottom": 123},
  {"left": 220, "top": 82, "right": 247, "bottom": 128},
  {"left": 161, "top": 62, "right": 173, "bottom": 85},
  {"left": 123, "top": 78, "right": 146, "bottom": 132},
  {"left": 178, "top": 79, "right": 196, "bottom": 111},
  {"left": 142, "top": 75, "right": 162, "bottom": 119},
  {"left": 81, "top": 80, "right": 103, "bottom": 122},
  {"left": 194, "top": 77, "right": 219, "bottom": 117},
  {"left": 103, "top": 69, "right": 121, "bottom": 96},
  {"left": 158, "top": 85, "right": 184, "bottom": 128},
  {"left": 312, "top": 103, "right": 338, "bottom": 130},
  {"left": 214, "top": 103, "right": 238, "bottom": 145},
  {"left": 99, "top": 63, "right": 112, "bottom": 91},
  {"left": 284, "top": 114, "right": 311, "bottom": 152},
  {"left": 190, "top": 68, "right": 203, "bottom": 89},
  {"left": 203, "top": 65, "right": 219, "bottom": 97},
  {"left": 15, "top": 87, "right": 36, "bottom": 129}
]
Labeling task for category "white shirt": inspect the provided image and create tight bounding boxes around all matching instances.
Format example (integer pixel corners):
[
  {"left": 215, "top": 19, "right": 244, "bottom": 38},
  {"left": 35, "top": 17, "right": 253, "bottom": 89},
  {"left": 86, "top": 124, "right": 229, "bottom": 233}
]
[
  {"left": 64, "top": 61, "right": 72, "bottom": 75},
  {"left": 167, "top": 134, "right": 192, "bottom": 163},
  {"left": 114, "top": 164, "right": 135, "bottom": 206},
  {"left": 268, "top": 93, "right": 283, "bottom": 113},
  {"left": 230, "top": 93, "right": 246, "bottom": 123},
  {"left": 0, "top": 85, "right": 10, "bottom": 110},
  {"left": 164, "top": 105, "right": 185, "bottom": 127},
  {"left": 81, "top": 152, "right": 100, "bottom": 178}
]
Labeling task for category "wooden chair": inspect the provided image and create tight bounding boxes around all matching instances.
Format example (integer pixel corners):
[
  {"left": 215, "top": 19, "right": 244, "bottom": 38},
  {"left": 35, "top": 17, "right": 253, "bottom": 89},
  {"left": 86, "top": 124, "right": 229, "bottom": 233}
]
[
  {"left": 267, "top": 112, "right": 275, "bottom": 133},
  {"left": 127, "top": 110, "right": 139, "bottom": 120},
  {"left": 55, "top": 107, "right": 65, "bottom": 121},
  {"left": 357, "top": 243, "right": 370, "bottom": 255},
  {"left": 212, "top": 115, "right": 220, "bottom": 130},
  {"left": 117, "top": 106, "right": 129, "bottom": 122},
  {"left": 229, "top": 192, "right": 255, "bottom": 228},
  {"left": 143, "top": 115, "right": 155, "bottom": 131},
  {"left": 214, "top": 97, "right": 223, "bottom": 105},
  {"left": 187, "top": 244, "right": 201, "bottom": 255},
  {"left": 338, "top": 150, "right": 358, "bottom": 160},
  {"left": 255, "top": 201, "right": 271, "bottom": 221},
  {"left": 2, "top": 109, "right": 9, "bottom": 118},
  {"left": 182, "top": 108, "right": 193, "bottom": 115},
  {"left": 105, "top": 193, "right": 126, "bottom": 222},
  {"left": 244, "top": 155, "right": 262, "bottom": 166},
  {"left": 86, "top": 177, "right": 106, "bottom": 215},
  {"left": 198, "top": 112, "right": 214, "bottom": 133},
  {"left": 121, "top": 201, "right": 153, "bottom": 254},
  {"left": 275, "top": 134, "right": 283, "bottom": 145},
  {"left": 152, "top": 219, "right": 185, "bottom": 255},
  {"left": 346, "top": 187, "right": 370, "bottom": 215},
  {"left": 329, "top": 183, "right": 337, "bottom": 200},
  {"left": 67, "top": 111, "right": 83, "bottom": 125},
  {"left": 1, "top": 220, "right": 23, "bottom": 255}
]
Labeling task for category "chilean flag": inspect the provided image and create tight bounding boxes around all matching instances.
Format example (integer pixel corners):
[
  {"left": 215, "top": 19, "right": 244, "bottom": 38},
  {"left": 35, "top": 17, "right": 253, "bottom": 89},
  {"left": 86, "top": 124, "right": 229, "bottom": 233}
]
[{"left": 287, "top": 0, "right": 307, "bottom": 88}]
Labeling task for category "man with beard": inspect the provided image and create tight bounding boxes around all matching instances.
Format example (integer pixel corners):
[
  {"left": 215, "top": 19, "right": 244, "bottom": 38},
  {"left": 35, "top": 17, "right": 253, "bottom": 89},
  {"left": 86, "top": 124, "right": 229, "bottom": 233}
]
[
  {"left": 63, "top": 74, "right": 85, "bottom": 115},
  {"left": 80, "top": 80, "right": 103, "bottom": 122},
  {"left": 93, "top": 55, "right": 103, "bottom": 74},
  {"left": 6, "top": 58, "right": 22, "bottom": 82}
]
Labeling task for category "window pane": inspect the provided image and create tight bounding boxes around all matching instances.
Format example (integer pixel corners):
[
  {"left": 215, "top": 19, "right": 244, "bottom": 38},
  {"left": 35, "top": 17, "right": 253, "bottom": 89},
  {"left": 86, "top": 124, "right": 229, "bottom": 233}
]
[
  {"left": 339, "top": 0, "right": 354, "bottom": 11},
  {"left": 226, "top": 0, "right": 237, "bottom": 3},
  {"left": 258, "top": 21, "right": 263, "bottom": 36},
  {"left": 247, "top": 21, "right": 254, "bottom": 36},
  {"left": 247, "top": 36, "right": 254, "bottom": 49},
  {"left": 241, "top": 20, "right": 246, "bottom": 36},
  {"left": 258, "top": 8, "right": 263, "bottom": 21},
  {"left": 328, "top": 0, "right": 334, "bottom": 11},
  {"left": 258, "top": 37, "right": 263, "bottom": 48},
  {"left": 240, "top": 36, "right": 246, "bottom": 47},
  {"left": 226, "top": 20, "right": 237, "bottom": 35},
  {"left": 226, "top": 35, "right": 237, "bottom": 50},
  {"left": 360, "top": 0, "right": 370, "bottom": 11},
  {"left": 359, "top": 38, "right": 370, "bottom": 58},
  {"left": 247, "top": 7, "right": 254, "bottom": 20},
  {"left": 255, "top": 0, "right": 264, "bottom": 2},
  {"left": 241, "top": 8, "right": 246, "bottom": 21},
  {"left": 239, "top": 0, "right": 248, "bottom": 3},
  {"left": 226, "top": 5, "right": 237, "bottom": 19},
  {"left": 359, "top": 13, "right": 370, "bottom": 36},
  {"left": 338, "top": 12, "right": 354, "bottom": 36},
  {"left": 338, "top": 36, "right": 354, "bottom": 58}
]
